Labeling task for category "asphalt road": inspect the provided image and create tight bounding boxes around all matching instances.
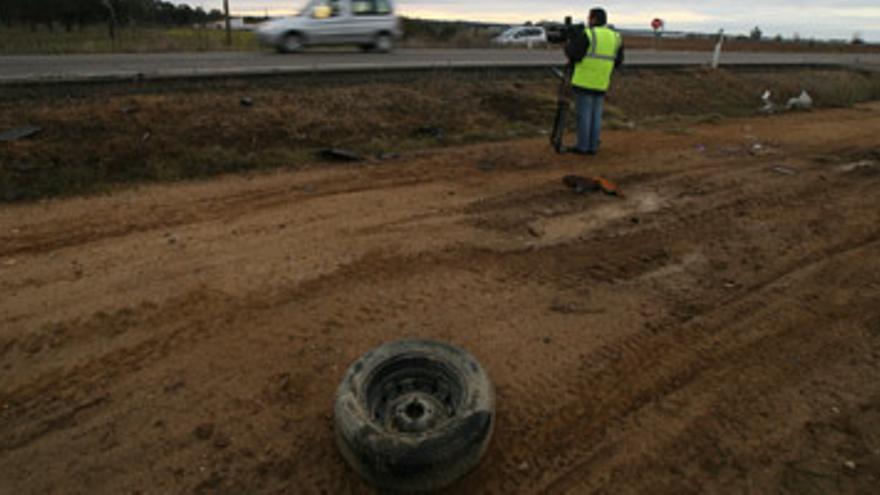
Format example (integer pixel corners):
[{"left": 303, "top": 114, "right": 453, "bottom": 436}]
[{"left": 1, "top": 49, "right": 879, "bottom": 84}]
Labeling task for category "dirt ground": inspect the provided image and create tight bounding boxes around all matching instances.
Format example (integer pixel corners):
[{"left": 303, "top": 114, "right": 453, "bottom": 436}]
[{"left": 1, "top": 103, "right": 880, "bottom": 494}]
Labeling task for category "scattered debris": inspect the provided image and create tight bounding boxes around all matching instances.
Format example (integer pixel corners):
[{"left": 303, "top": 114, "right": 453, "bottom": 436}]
[
  {"left": 517, "top": 462, "right": 530, "bottom": 472},
  {"left": 319, "top": 148, "right": 363, "bottom": 162},
  {"left": 695, "top": 144, "right": 707, "bottom": 153},
  {"left": 193, "top": 423, "right": 214, "bottom": 440},
  {"left": 542, "top": 337, "right": 552, "bottom": 345},
  {"left": 213, "top": 434, "right": 231, "bottom": 449},
  {"left": 759, "top": 90, "right": 777, "bottom": 114},
  {"left": 550, "top": 302, "right": 577, "bottom": 314},
  {"left": 771, "top": 166, "right": 798, "bottom": 176},
  {"left": 563, "top": 175, "right": 625, "bottom": 197},
  {"left": 413, "top": 126, "right": 445, "bottom": 139},
  {"left": 749, "top": 142, "right": 774, "bottom": 156},
  {"left": 787, "top": 90, "right": 813, "bottom": 111},
  {"left": 121, "top": 106, "right": 140, "bottom": 115},
  {"left": 0, "top": 125, "right": 42, "bottom": 142},
  {"left": 9, "top": 162, "right": 39, "bottom": 172},
  {"left": 240, "top": 97, "right": 254, "bottom": 107},
  {"left": 2, "top": 259, "right": 17, "bottom": 267},
  {"left": 376, "top": 151, "right": 400, "bottom": 160},
  {"left": 476, "top": 162, "right": 495, "bottom": 172},
  {"left": 527, "top": 223, "right": 545, "bottom": 238},
  {"left": 142, "top": 132, "right": 152, "bottom": 142},
  {"left": 839, "top": 160, "right": 878, "bottom": 173},
  {"left": 843, "top": 460, "right": 857, "bottom": 471}
]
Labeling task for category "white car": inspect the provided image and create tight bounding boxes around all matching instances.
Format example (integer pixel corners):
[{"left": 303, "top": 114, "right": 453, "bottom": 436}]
[
  {"left": 256, "top": 0, "right": 402, "bottom": 53},
  {"left": 493, "top": 26, "right": 547, "bottom": 46}
]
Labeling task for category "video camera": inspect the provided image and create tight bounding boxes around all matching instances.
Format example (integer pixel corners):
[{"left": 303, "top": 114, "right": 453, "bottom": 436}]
[{"left": 545, "top": 16, "right": 585, "bottom": 45}]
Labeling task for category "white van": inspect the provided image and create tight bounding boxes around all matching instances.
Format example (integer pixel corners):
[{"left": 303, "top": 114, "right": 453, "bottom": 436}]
[{"left": 256, "top": 0, "right": 402, "bottom": 53}]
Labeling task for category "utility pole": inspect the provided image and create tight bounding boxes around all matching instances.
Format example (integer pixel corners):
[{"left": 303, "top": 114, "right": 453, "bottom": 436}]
[
  {"left": 224, "top": 0, "right": 232, "bottom": 47},
  {"left": 102, "top": 0, "right": 118, "bottom": 43}
]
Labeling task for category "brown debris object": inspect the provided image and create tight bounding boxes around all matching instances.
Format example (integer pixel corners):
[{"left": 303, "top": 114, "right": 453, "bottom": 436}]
[{"left": 563, "top": 175, "right": 625, "bottom": 197}]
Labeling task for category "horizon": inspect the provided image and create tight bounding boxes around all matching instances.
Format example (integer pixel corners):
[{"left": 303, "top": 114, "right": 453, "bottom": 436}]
[{"left": 174, "top": 1, "right": 880, "bottom": 42}]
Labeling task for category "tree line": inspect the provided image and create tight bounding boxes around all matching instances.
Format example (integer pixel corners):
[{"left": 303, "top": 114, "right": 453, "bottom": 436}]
[{"left": 0, "top": 0, "right": 226, "bottom": 30}]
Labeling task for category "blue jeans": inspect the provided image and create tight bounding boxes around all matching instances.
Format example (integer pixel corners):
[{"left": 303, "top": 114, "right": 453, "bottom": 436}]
[{"left": 575, "top": 91, "right": 604, "bottom": 153}]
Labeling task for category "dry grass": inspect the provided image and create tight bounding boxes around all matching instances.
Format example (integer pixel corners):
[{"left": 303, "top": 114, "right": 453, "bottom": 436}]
[
  {"left": 1, "top": 68, "right": 879, "bottom": 201},
  {"left": 0, "top": 26, "right": 257, "bottom": 54}
]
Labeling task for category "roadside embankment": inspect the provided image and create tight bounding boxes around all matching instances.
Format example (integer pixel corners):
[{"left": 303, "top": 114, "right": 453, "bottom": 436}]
[{"left": 2, "top": 67, "right": 879, "bottom": 201}]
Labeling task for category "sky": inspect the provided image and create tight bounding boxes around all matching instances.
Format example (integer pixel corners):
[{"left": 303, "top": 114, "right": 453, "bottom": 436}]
[{"left": 177, "top": 1, "right": 880, "bottom": 41}]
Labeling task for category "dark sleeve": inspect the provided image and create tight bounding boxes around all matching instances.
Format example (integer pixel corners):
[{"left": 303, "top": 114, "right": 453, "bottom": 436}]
[
  {"left": 565, "top": 31, "right": 589, "bottom": 63},
  {"left": 615, "top": 41, "right": 625, "bottom": 68}
]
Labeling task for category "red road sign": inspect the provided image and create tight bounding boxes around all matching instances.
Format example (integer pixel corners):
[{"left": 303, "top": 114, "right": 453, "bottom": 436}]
[{"left": 651, "top": 18, "right": 664, "bottom": 31}]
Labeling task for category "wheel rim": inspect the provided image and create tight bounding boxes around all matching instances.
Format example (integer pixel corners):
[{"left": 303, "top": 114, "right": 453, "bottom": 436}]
[
  {"left": 365, "top": 355, "right": 463, "bottom": 434},
  {"left": 283, "top": 35, "right": 301, "bottom": 52},
  {"left": 376, "top": 35, "right": 392, "bottom": 52}
]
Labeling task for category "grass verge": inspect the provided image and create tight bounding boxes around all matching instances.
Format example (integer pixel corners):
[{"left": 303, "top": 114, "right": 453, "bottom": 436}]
[{"left": 0, "top": 26, "right": 257, "bottom": 54}]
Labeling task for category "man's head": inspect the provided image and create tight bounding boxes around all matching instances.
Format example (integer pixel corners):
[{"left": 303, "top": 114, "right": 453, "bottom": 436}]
[{"left": 589, "top": 8, "right": 608, "bottom": 27}]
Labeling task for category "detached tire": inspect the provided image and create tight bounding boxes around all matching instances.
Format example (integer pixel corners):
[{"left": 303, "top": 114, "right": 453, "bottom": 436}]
[{"left": 334, "top": 340, "right": 495, "bottom": 492}]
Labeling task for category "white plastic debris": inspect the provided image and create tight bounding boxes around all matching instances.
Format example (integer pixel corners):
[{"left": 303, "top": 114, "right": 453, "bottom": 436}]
[
  {"left": 786, "top": 90, "right": 813, "bottom": 111},
  {"left": 760, "top": 90, "right": 776, "bottom": 114}
]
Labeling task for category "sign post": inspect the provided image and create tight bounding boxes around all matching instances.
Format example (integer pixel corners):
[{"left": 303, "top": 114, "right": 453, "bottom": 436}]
[
  {"left": 651, "top": 18, "right": 664, "bottom": 49},
  {"left": 712, "top": 29, "right": 725, "bottom": 69},
  {"left": 224, "top": 0, "right": 232, "bottom": 47}
]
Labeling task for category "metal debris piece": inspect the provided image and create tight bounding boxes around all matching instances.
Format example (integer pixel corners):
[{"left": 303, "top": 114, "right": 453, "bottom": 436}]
[
  {"left": 0, "top": 125, "right": 42, "bottom": 142},
  {"left": 240, "top": 97, "right": 254, "bottom": 107},
  {"left": 771, "top": 166, "right": 798, "bottom": 176},
  {"left": 319, "top": 148, "right": 363, "bottom": 162}
]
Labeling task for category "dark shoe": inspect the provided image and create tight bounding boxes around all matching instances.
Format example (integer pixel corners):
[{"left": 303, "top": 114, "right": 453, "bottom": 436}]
[{"left": 565, "top": 146, "right": 592, "bottom": 156}]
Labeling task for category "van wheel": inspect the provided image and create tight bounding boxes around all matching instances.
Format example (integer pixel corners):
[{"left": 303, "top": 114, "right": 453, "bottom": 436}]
[
  {"left": 334, "top": 340, "right": 495, "bottom": 491},
  {"left": 374, "top": 33, "right": 393, "bottom": 53},
  {"left": 278, "top": 33, "right": 303, "bottom": 53}
]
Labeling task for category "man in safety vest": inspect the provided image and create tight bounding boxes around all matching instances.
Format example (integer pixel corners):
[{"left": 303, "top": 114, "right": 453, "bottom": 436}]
[{"left": 565, "top": 8, "right": 625, "bottom": 155}]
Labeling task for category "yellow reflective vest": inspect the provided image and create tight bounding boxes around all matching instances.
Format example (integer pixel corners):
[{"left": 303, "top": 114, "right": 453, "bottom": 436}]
[{"left": 572, "top": 26, "right": 622, "bottom": 92}]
